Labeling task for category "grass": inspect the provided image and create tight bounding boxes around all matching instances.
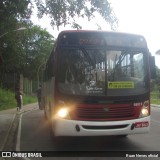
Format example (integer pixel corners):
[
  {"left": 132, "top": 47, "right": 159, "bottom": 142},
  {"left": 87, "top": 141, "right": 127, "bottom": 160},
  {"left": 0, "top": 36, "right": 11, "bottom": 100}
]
[{"left": 0, "top": 88, "right": 37, "bottom": 111}]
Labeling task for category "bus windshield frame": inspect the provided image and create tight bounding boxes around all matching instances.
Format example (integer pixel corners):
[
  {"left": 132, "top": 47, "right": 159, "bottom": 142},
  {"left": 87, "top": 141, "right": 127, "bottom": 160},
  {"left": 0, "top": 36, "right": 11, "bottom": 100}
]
[{"left": 57, "top": 43, "right": 149, "bottom": 97}]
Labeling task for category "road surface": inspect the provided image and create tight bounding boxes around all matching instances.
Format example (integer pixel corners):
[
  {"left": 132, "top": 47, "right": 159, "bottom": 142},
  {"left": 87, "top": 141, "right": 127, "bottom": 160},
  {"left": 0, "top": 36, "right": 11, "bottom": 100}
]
[{"left": 2, "top": 104, "right": 160, "bottom": 160}]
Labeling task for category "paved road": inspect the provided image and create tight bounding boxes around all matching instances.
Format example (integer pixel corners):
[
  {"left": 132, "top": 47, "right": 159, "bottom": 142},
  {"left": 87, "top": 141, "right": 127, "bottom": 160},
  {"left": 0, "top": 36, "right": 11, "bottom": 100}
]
[
  {"left": 1, "top": 104, "right": 160, "bottom": 160},
  {"left": 20, "top": 107, "right": 160, "bottom": 151},
  {"left": 20, "top": 105, "right": 160, "bottom": 160}
]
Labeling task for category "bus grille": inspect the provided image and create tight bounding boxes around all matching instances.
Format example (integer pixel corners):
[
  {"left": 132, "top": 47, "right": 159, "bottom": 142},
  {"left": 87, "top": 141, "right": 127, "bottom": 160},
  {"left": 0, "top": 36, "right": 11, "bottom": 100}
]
[{"left": 70, "top": 104, "right": 139, "bottom": 121}]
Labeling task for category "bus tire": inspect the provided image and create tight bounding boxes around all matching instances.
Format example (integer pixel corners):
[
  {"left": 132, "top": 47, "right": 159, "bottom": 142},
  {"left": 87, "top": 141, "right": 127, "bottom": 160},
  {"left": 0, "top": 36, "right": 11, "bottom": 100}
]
[{"left": 44, "top": 109, "right": 48, "bottom": 120}]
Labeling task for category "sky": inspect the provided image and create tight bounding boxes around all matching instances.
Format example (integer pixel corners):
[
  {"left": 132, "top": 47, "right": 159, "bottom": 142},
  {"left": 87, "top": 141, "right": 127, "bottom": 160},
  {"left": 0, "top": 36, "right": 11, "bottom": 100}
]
[{"left": 31, "top": 0, "right": 160, "bottom": 68}]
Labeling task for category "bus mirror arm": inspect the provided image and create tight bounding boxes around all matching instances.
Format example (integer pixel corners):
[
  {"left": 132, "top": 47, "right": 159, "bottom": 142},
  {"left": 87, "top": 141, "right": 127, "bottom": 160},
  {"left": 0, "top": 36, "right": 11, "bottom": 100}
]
[{"left": 150, "top": 56, "right": 156, "bottom": 79}]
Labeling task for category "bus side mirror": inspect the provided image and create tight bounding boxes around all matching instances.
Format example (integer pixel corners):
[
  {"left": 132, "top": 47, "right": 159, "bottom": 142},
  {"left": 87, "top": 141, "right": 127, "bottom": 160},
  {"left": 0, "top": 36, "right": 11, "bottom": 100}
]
[{"left": 150, "top": 56, "right": 156, "bottom": 79}]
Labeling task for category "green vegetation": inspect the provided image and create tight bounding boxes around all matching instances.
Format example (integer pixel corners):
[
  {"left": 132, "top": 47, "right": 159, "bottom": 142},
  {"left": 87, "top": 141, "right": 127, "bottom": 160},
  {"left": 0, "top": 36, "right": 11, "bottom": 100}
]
[
  {"left": 35, "top": 0, "right": 118, "bottom": 30},
  {"left": 0, "top": 88, "right": 37, "bottom": 111},
  {"left": 151, "top": 91, "right": 160, "bottom": 105},
  {"left": 0, "top": 24, "right": 54, "bottom": 90}
]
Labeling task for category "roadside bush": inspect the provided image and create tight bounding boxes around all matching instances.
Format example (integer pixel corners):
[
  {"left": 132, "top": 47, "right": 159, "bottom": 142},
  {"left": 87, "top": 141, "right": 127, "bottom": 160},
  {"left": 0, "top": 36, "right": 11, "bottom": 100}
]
[{"left": 0, "top": 88, "right": 37, "bottom": 111}]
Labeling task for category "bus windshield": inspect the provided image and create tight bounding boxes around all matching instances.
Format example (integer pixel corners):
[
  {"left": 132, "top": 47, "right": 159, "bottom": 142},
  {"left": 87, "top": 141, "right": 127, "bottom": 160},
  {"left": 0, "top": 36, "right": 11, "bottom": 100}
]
[{"left": 58, "top": 47, "right": 148, "bottom": 96}]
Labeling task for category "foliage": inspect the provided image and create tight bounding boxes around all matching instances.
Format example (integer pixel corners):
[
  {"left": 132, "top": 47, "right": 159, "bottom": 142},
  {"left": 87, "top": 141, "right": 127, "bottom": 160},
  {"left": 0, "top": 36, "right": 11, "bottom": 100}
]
[
  {"left": 34, "top": 0, "right": 118, "bottom": 30},
  {"left": 155, "top": 66, "right": 160, "bottom": 86},
  {"left": 0, "top": 88, "right": 16, "bottom": 110},
  {"left": 150, "top": 66, "right": 160, "bottom": 96},
  {"left": 23, "top": 94, "right": 37, "bottom": 105},
  {"left": 155, "top": 49, "right": 160, "bottom": 55},
  {"left": 0, "top": 0, "right": 118, "bottom": 32},
  {"left": 0, "top": 1, "right": 54, "bottom": 89},
  {"left": 0, "top": 88, "right": 37, "bottom": 111},
  {"left": 0, "top": 0, "right": 33, "bottom": 73},
  {"left": 0, "top": 23, "right": 54, "bottom": 90},
  {"left": 0, "top": 0, "right": 32, "bottom": 38},
  {"left": 19, "top": 24, "right": 54, "bottom": 80},
  {"left": 151, "top": 91, "right": 160, "bottom": 105}
]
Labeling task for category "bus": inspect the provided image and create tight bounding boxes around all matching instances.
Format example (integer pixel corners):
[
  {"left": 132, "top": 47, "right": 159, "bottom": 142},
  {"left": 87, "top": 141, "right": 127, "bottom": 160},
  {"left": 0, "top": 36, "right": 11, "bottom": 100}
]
[{"left": 42, "top": 30, "right": 156, "bottom": 138}]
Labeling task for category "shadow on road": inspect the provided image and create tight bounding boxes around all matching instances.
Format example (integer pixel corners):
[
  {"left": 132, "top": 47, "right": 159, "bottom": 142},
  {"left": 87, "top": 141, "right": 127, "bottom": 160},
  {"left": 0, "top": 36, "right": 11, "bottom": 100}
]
[{"left": 52, "top": 136, "right": 142, "bottom": 151}]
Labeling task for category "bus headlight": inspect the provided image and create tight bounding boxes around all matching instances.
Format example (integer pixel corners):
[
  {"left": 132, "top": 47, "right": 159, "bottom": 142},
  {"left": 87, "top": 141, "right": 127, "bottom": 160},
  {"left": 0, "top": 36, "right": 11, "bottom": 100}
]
[
  {"left": 141, "top": 108, "right": 149, "bottom": 116},
  {"left": 57, "top": 108, "right": 70, "bottom": 119},
  {"left": 140, "top": 100, "right": 150, "bottom": 118}
]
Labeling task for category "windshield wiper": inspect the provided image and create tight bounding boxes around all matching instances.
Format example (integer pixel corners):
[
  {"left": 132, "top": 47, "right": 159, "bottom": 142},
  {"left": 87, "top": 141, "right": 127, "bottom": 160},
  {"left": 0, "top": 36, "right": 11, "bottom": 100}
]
[
  {"left": 80, "top": 47, "right": 95, "bottom": 67},
  {"left": 110, "top": 52, "right": 128, "bottom": 81}
]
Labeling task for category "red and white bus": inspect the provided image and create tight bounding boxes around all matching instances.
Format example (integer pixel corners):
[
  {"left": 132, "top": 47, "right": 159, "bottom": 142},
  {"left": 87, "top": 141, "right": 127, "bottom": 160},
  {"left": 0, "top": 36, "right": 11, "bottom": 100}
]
[{"left": 42, "top": 30, "right": 155, "bottom": 138}]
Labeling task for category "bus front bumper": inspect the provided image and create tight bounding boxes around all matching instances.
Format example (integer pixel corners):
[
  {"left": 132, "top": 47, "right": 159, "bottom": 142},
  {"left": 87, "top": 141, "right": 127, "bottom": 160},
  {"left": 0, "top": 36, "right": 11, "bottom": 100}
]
[{"left": 52, "top": 116, "right": 150, "bottom": 136}]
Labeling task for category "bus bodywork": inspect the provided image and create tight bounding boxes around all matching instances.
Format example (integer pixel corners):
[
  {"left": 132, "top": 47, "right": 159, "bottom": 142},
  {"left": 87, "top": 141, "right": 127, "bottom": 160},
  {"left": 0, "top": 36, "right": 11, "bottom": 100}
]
[{"left": 42, "top": 30, "right": 155, "bottom": 137}]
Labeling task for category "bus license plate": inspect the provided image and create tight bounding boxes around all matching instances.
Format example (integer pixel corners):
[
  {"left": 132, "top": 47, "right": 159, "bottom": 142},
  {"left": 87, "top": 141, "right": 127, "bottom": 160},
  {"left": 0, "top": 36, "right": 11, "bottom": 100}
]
[{"left": 134, "top": 122, "right": 149, "bottom": 128}]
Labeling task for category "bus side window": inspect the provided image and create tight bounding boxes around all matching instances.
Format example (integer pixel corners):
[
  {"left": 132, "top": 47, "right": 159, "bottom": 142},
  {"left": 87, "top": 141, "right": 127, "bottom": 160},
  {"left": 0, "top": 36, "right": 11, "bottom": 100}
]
[
  {"left": 46, "top": 64, "right": 50, "bottom": 81},
  {"left": 43, "top": 68, "right": 47, "bottom": 82},
  {"left": 46, "top": 51, "right": 55, "bottom": 80}
]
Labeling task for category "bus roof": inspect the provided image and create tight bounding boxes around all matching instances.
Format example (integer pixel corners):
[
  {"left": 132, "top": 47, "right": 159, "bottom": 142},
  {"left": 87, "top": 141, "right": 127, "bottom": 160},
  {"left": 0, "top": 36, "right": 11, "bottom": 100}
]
[
  {"left": 58, "top": 30, "right": 145, "bottom": 37},
  {"left": 57, "top": 30, "right": 148, "bottom": 49}
]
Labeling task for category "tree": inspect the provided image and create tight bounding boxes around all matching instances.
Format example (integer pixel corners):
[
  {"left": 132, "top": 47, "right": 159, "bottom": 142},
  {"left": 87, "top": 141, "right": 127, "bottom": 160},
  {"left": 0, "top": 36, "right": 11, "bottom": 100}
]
[
  {"left": 155, "top": 49, "right": 160, "bottom": 55},
  {"left": 0, "top": 0, "right": 32, "bottom": 36},
  {"left": 0, "top": 22, "right": 54, "bottom": 90},
  {"left": 0, "top": 0, "right": 32, "bottom": 66},
  {"left": 21, "top": 24, "right": 54, "bottom": 80},
  {"left": 34, "top": 0, "right": 118, "bottom": 30},
  {"left": 12, "top": 24, "right": 54, "bottom": 78}
]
